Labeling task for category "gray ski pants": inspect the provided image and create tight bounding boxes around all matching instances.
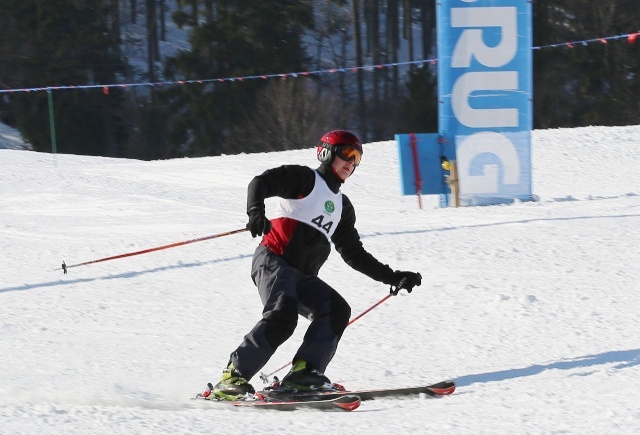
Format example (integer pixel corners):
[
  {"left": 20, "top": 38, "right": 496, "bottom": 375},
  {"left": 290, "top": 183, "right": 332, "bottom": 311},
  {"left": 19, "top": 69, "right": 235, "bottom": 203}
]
[{"left": 229, "top": 245, "right": 351, "bottom": 380}]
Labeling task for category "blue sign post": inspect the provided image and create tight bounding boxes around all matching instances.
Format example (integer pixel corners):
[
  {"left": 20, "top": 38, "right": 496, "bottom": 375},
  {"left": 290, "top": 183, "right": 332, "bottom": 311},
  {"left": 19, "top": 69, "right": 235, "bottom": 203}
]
[{"left": 436, "top": 0, "right": 533, "bottom": 206}]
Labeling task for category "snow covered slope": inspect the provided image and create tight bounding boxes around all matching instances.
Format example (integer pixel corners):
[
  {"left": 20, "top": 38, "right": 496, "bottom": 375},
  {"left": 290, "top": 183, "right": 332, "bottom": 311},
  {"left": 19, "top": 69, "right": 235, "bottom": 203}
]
[{"left": 1, "top": 125, "right": 639, "bottom": 434}]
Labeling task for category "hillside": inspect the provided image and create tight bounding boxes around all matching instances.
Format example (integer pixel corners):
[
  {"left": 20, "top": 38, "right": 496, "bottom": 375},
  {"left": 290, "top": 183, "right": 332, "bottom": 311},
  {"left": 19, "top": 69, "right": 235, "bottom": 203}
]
[{"left": 1, "top": 125, "right": 639, "bottom": 434}]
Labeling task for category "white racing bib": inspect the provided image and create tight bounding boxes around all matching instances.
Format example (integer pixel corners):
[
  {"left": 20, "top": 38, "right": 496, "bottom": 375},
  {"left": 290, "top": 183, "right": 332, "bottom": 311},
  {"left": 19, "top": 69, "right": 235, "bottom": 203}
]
[{"left": 271, "top": 171, "right": 342, "bottom": 240}]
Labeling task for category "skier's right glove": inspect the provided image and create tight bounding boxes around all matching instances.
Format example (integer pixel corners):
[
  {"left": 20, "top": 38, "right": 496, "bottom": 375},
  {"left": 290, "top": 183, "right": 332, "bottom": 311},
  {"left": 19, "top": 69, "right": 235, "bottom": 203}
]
[
  {"left": 247, "top": 205, "right": 272, "bottom": 238},
  {"left": 389, "top": 271, "right": 422, "bottom": 295}
]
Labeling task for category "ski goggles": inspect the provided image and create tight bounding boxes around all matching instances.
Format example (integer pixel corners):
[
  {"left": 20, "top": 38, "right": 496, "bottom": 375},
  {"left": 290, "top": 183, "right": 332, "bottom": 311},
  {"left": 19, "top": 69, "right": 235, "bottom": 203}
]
[{"left": 336, "top": 145, "right": 362, "bottom": 166}]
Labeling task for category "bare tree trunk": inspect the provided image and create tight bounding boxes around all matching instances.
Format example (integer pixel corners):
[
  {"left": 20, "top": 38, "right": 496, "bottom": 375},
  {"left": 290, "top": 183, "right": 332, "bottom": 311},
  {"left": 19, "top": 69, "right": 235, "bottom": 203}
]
[
  {"left": 204, "top": 0, "right": 215, "bottom": 23},
  {"left": 160, "top": 0, "right": 166, "bottom": 41},
  {"left": 404, "top": 0, "right": 413, "bottom": 62},
  {"left": 111, "top": 0, "right": 120, "bottom": 45},
  {"left": 421, "top": 0, "right": 436, "bottom": 59},
  {"left": 131, "top": 0, "right": 137, "bottom": 24},
  {"left": 388, "top": 0, "right": 399, "bottom": 100},
  {"left": 191, "top": 0, "right": 198, "bottom": 23},
  {"left": 365, "top": 0, "right": 382, "bottom": 138},
  {"left": 146, "top": 0, "right": 158, "bottom": 82},
  {"left": 352, "top": 0, "right": 367, "bottom": 142}
]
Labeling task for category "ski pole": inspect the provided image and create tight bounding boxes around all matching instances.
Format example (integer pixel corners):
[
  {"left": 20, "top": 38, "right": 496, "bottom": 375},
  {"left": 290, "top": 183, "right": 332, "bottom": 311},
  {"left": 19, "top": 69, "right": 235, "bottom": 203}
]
[
  {"left": 55, "top": 227, "right": 248, "bottom": 274},
  {"left": 259, "top": 293, "right": 393, "bottom": 383},
  {"left": 347, "top": 293, "right": 392, "bottom": 325}
]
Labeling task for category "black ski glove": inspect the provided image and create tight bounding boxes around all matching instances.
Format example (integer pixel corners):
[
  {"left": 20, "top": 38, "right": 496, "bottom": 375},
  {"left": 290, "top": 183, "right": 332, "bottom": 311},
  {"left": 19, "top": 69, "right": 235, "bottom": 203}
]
[
  {"left": 247, "top": 205, "right": 272, "bottom": 238},
  {"left": 389, "top": 271, "right": 422, "bottom": 295}
]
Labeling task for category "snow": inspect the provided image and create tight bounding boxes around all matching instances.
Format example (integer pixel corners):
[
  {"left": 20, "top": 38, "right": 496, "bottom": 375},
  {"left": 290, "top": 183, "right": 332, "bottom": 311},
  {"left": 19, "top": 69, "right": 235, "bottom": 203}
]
[
  {"left": 1, "top": 124, "right": 639, "bottom": 433},
  {"left": 0, "top": 122, "right": 29, "bottom": 150}
]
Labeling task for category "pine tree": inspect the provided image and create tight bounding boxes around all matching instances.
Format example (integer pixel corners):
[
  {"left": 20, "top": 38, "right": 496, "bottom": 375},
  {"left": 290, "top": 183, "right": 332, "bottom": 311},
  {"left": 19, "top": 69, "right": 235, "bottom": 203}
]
[
  {"left": 533, "top": 1, "right": 640, "bottom": 128},
  {"left": 0, "top": 0, "right": 129, "bottom": 156},
  {"left": 158, "top": 0, "right": 313, "bottom": 157}
]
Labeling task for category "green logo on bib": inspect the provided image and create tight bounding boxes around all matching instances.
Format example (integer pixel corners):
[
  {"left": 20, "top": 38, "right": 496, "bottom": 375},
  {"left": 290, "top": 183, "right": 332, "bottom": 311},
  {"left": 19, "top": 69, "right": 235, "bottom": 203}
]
[{"left": 324, "top": 200, "right": 335, "bottom": 213}]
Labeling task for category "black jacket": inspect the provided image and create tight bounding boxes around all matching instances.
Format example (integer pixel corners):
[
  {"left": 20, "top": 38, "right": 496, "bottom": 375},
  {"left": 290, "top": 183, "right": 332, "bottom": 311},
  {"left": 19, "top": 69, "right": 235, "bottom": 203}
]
[{"left": 247, "top": 164, "right": 395, "bottom": 284}]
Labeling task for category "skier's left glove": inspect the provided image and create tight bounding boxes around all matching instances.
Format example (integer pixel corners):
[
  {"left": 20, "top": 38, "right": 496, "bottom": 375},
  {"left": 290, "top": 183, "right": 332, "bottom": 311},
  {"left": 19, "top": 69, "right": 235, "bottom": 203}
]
[{"left": 389, "top": 271, "right": 422, "bottom": 295}]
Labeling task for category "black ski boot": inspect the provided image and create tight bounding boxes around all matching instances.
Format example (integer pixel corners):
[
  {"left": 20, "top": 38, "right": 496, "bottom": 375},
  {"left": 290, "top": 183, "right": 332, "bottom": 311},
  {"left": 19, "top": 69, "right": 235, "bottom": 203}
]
[{"left": 281, "top": 360, "right": 332, "bottom": 391}]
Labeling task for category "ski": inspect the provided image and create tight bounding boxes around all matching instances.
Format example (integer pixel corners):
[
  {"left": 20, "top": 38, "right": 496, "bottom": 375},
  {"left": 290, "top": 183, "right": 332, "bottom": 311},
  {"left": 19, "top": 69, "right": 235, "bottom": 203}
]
[
  {"left": 260, "top": 379, "right": 456, "bottom": 402},
  {"left": 194, "top": 379, "right": 454, "bottom": 411},
  {"left": 195, "top": 392, "right": 361, "bottom": 412}
]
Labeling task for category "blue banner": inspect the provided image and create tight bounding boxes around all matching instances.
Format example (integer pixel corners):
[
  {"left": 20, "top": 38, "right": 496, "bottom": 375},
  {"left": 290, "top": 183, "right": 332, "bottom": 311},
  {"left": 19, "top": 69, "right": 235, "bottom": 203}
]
[
  {"left": 396, "top": 133, "right": 445, "bottom": 196},
  {"left": 437, "top": 0, "right": 533, "bottom": 205}
]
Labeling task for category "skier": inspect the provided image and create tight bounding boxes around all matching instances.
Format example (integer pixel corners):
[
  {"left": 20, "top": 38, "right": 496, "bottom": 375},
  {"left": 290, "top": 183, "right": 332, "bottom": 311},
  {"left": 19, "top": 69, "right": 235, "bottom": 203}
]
[{"left": 211, "top": 130, "right": 422, "bottom": 400}]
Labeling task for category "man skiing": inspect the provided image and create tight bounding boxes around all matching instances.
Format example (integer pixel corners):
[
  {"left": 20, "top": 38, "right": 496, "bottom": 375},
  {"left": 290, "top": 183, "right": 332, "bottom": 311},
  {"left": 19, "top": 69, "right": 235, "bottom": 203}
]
[{"left": 211, "top": 130, "right": 422, "bottom": 400}]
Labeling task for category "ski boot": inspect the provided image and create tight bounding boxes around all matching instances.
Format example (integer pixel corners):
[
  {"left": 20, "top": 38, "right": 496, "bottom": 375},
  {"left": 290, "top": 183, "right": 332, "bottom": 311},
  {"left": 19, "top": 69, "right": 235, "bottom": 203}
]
[
  {"left": 281, "top": 360, "right": 333, "bottom": 392},
  {"left": 210, "top": 363, "right": 255, "bottom": 401}
]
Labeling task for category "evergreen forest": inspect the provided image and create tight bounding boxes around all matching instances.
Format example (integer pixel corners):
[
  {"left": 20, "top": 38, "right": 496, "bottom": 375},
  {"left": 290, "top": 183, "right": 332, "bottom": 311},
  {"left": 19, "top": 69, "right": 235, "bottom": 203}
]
[{"left": 0, "top": 0, "right": 638, "bottom": 159}]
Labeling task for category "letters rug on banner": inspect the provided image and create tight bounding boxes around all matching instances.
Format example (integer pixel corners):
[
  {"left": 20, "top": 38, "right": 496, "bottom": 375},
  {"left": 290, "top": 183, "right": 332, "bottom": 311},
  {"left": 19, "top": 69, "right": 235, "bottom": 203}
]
[{"left": 436, "top": 0, "right": 535, "bottom": 206}]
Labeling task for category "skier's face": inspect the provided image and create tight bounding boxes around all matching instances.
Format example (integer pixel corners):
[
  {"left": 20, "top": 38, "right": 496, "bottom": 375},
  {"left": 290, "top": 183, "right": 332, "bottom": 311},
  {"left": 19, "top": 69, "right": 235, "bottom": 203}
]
[{"left": 332, "top": 155, "right": 356, "bottom": 181}]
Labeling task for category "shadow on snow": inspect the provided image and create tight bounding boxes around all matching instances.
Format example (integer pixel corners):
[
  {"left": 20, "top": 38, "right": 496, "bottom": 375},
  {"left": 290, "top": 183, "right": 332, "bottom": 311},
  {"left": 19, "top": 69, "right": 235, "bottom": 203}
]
[
  {"left": 0, "top": 254, "right": 252, "bottom": 294},
  {"left": 455, "top": 349, "right": 640, "bottom": 388},
  {"left": 360, "top": 212, "right": 640, "bottom": 240}
]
